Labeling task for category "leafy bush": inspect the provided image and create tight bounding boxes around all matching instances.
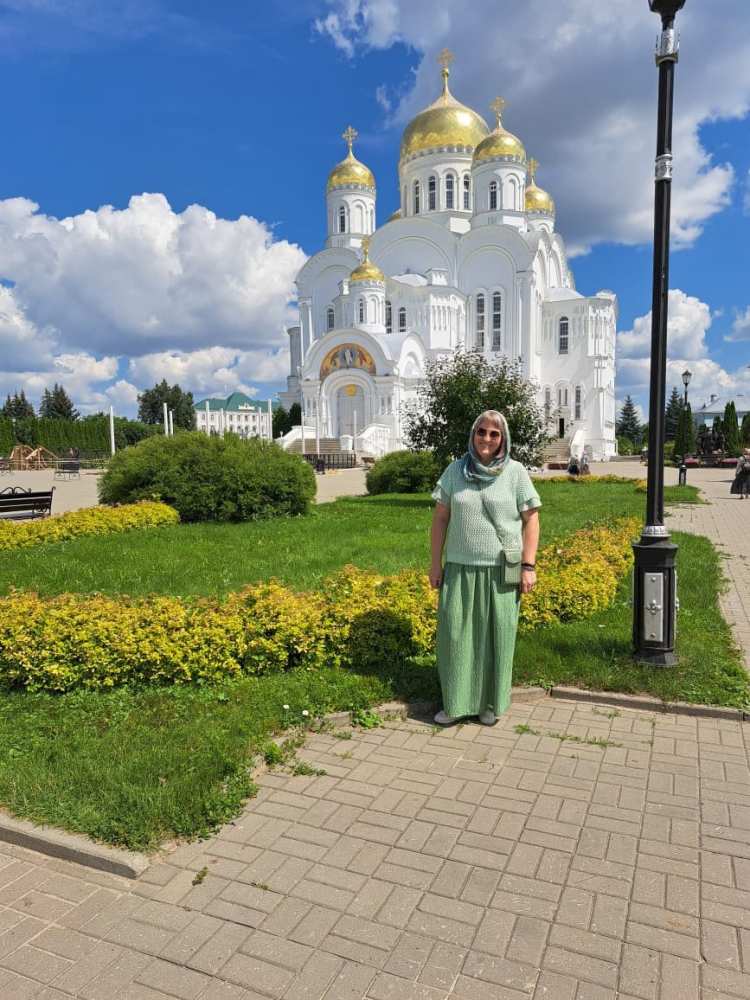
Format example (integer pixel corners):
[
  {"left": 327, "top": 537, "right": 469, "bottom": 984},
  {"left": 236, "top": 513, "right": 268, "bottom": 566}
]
[
  {"left": 617, "top": 436, "right": 634, "bottom": 456},
  {"left": 0, "top": 520, "right": 637, "bottom": 692},
  {"left": 0, "top": 502, "right": 178, "bottom": 552},
  {"left": 99, "top": 432, "right": 316, "bottom": 522},
  {"left": 366, "top": 450, "right": 440, "bottom": 495}
]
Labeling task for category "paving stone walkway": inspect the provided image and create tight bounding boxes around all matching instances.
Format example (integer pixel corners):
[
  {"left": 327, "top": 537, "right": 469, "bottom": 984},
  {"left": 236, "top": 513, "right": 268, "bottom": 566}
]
[
  {"left": 3, "top": 696, "right": 750, "bottom": 1000},
  {"left": 2, "top": 464, "right": 750, "bottom": 1000}
]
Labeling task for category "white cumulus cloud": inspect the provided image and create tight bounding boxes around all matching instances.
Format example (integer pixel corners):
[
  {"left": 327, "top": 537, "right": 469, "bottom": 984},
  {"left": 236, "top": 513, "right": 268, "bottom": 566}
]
[
  {"left": 727, "top": 306, "right": 750, "bottom": 343},
  {"left": 0, "top": 193, "right": 306, "bottom": 415},
  {"left": 315, "top": 0, "right": 748, "bottom": 254}
]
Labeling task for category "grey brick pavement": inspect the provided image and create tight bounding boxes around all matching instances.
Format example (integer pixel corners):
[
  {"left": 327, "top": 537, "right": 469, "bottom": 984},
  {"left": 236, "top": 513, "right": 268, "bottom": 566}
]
[{"left": 3, "top": 699, "right": 750, "bottom": 1000}]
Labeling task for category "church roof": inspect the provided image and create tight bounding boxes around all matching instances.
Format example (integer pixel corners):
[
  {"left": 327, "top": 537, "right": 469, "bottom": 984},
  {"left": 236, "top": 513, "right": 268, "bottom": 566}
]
[
  {"left": 697, "top": 394, "right": 748, "bottom": 416},
  {"left": 545, "top": 287, "right": 583, "bottom": 301},
  {"left": 391, "top": 273, "right": 429, "bottom": 287}
]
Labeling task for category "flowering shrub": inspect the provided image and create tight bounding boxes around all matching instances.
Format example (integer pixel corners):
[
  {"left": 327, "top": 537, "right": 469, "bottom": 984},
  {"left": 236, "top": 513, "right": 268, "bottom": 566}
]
[
  {"left": 0, "top": 518, "right": 639, "bottom": 692},
  {"left": 538, "top": 474, "right": 647, "bottom": 490},
  {"left": 0, "top": 502, "right": 179, "bottom": 552}
]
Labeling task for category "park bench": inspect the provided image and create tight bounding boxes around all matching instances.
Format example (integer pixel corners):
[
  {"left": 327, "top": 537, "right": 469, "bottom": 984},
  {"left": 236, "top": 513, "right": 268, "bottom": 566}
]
[
  {"left": 0, "top": 486, "right": 54, "bottom": 520},
  {"left": 54, "top": 459, "right": 81, "bottom": 480}
]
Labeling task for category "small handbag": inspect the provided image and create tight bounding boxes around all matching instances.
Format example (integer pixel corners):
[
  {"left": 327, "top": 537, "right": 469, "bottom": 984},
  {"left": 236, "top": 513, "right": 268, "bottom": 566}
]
[{"left": 478, "top": 486, "right": 523, "bottom": 585}]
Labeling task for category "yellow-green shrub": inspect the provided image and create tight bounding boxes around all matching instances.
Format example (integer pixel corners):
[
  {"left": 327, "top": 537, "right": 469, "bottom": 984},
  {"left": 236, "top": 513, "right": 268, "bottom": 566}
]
[
  {"left": 537, "top": 474, "right": 647, "bottom": 490},
  {"left": 0, "top": 518, "right": 639, "bottom": 692},
  {"left": 0, "top": 501, "right": 179, "bottom": 552}
]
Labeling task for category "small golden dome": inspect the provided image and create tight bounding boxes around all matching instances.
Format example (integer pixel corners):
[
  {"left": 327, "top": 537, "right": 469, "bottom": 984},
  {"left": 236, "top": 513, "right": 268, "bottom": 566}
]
[
  {"left": 525, "top": 158, "right": 555, "bottom": 215},
  {"left": 400, "top": 50, "right": 489, "bottom": 163},
  {"left": 327, "top": 125, "right": 376, "bottom": 192},
  {"left": 473, "top": 97, "right": 526, "bottom": 166},
  {"left": 350, "top": 237, "right": 384, "bottom": 284}
]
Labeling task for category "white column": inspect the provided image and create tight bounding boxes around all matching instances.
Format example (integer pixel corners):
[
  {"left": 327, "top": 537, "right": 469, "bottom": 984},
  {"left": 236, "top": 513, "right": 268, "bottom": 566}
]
[
  {"left": 315, "top": 399, "right": 320, "bottom": 455},
  {"left": 205, "top": 400, "right": 210, "bottom": 435},
  {"left": 163, "top": 401, "right": 169, "bottom": 435},
  {"left": 168, "top": 410, "right": 174, "bottom": 436},
  {"left": 353, "top": 408, "right": 358, "bottom": 453},
  {"left": 220, "top": 409, "right": 226, "bottom": 438},
  {"left": 267, "top": 399, "right": 272, "bottom": 440},
  {"left": 109, "top": 405, "right": 116, "bottom": 455}
]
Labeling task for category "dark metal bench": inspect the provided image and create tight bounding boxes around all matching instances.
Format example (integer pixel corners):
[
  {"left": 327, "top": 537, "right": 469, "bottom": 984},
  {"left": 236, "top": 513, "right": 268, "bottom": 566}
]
[
  {"left": 54, "top": 460, "right": 81, "bottom": 480},
  {"left": 0, "top": 486, "right": 54, "bottom": 520}
]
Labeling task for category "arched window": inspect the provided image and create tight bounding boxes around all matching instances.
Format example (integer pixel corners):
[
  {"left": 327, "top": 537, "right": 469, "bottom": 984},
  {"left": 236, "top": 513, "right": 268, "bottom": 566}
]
[
  {"left": 492, "top": 292, "right": 502, "bottom": 350},
  {"left": 463, "top": 174, "right": 470, "bottom": 210},
  {"left": 326, "top": 307, "right": 335, "bottom": 331},
  {"left": 355, "top": 203, "right": 365, "bottom": 232},
  {"left": 445, "top": 174, "right": 455, "bottom": 210},
  {"left": 508, "top": 177, "right": 518, "bottom": 211},
  {"left": 338, "top": 205, "right": 346, "bottom": 233},
  {"left": 559, "top": 317, "right": 569, "bottom": 355},
  {"left": 398, "top": 306, "right": 406, "bottom": 333},
  {"left": 475, "top": 294, "right": 485, "bottom": 350},
  {"left": 385, "top": 300, "right": 392, "bottom": 334},
  {"left": 544, "top": 387, "right": 552, "bottom": 412},
  {"left": 358, "top": 298, "right": 365, "bottom": 323},
  {"left": 575, "top": 386, "right": 582, "bottom": 420},
  {"left": 370, "top": 207, "right": 374, "bottom": 231},
  {"left": 489, "top": 181, "right": 498, "bottom": 211},
  {"left": 428, "top": 176, "right": 437, "bottom": 211},
  {"left": 413, "top": 181, "right": 420, "bottom": 215}
]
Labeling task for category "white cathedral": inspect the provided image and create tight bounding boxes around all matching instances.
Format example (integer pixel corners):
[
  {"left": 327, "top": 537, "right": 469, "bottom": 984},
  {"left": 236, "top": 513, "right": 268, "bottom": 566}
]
[{"left": 280, "top": 52, "right": 617, "bottom": 460}]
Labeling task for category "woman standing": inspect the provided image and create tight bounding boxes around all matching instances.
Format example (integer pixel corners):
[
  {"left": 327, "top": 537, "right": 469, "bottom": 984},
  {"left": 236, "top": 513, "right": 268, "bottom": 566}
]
[
  {"left": 429, "top": 411, "right": 541, "bottom": 726},
  {"left": 731, "top": 448, "right": 750, "bottom": 499}
]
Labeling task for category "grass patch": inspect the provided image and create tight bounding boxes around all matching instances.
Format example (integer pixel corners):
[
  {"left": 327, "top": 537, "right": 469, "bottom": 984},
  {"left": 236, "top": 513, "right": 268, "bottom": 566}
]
[{"left": 0, "top": 481, "right": 700, "bottom": 598}]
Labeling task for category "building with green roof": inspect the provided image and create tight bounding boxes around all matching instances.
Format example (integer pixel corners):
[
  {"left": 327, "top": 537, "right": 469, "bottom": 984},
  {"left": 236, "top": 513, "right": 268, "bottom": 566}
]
[{"left": 195, "top": 392, "right": 272, "bottom": 439}]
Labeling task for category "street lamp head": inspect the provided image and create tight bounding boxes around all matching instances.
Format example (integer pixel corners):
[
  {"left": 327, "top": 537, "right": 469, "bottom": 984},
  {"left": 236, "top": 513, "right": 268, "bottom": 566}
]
[
  {"left": 682, "top": 369, "right": 692, "bottom": 388},
  {"left": 648, "top": 0, "right": 686, "bottom": 17}
]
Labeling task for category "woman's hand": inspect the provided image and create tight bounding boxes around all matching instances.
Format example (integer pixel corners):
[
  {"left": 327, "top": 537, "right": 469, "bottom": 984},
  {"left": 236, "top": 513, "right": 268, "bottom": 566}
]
[
  {"left": 520, "top": 567, "right": 536, "bottom": 595},
  {"left": 429, "top": 563, "right": 443, "bottom": 589}
]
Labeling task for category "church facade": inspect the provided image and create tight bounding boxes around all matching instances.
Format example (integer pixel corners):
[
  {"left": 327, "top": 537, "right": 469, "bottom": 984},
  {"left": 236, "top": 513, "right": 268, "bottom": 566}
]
[{"left": 280, "top": 52, "right": 617, "bottom": 460}]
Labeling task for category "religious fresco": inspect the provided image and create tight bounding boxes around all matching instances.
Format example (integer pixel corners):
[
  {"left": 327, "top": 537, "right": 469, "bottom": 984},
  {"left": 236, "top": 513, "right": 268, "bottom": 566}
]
[{"left": 320, "top": 343, "right": 376, "bottom": 379}]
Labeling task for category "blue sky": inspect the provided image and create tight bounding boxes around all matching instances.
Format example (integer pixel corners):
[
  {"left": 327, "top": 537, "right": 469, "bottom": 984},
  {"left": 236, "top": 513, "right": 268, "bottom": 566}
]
[{"left": 0, "top": 0, "right": 748, "bottom": 418}]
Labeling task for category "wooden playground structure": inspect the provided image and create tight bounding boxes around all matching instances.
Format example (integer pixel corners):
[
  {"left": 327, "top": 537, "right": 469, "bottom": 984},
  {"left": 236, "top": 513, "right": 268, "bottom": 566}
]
[{"left": 6, "top": 444, "right": 60, "bottom": 470}]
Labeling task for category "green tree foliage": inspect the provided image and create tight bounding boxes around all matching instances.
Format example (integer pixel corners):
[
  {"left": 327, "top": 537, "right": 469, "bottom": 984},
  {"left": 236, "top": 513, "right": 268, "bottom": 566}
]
[
  {"left": 673, "top": 403, "right": 696, "bottom": 459},
  {"left": 403, "top": 352, "right": 547, "bottom": 468},
  {"left": 723, "top": 400, "right": 742, "bottom": 457},
  {"left": 39, "top": 383, "right": 79, "bottom": 421},
  {"left": 99, "top": 432, "right": 316, "bottom": 522},
  {"left": 664, "top": 386, "right": 683, "bottom": 441},
  {"left": 288, "top": 402, "right": 302, "bottom": 427},
  {"left": 1, "top": 390, "right": 35, "bottom": 419},
  {"left": 616, "top": 396, "right": 642, "bottom": 446},
  {"left": 137, "top": 380, "right": 196, "bottom": 430},
  {"left": 272, "top": 406, "right": 292, "bottom": 438},
  {"left": 616, "top": 436, "right": 635, "bottom": 456},
  {"left": 366, "top": 450, "right": 441, "bottom": 495},
  {"left": 741, "top": 412, "right": 750, "bottom": 447}
]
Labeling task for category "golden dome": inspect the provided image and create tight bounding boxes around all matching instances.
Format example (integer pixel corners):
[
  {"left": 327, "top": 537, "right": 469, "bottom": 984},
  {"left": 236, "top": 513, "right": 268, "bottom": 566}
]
[
  {"left": 525, "top": 158, "right": 555, "bottom": 215},
  {"left": 327, "top": 125, "right": 376, "bottom": 192},
  {"left": 350, "top": 237, "right": 384, "bottom": 284},
  {"left": 400, "top": 50, "right": 489, "bottom": 163},
  {"left": 473, "top": 97, "right": 526, "bottom": 165}
]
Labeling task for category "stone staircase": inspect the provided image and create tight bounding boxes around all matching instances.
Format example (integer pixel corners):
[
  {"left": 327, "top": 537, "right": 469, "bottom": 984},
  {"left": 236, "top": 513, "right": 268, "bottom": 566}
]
[
  {"left": 286, "top": 437, "right": 342, "bottom": 455},
  {"left": 543, "top": 438, "right": 570, "bottom": 469}
]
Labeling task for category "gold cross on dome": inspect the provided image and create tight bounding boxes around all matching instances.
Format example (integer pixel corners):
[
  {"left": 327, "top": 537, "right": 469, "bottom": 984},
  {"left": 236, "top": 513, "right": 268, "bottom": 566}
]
[
  {"left": 342, "top": 125, "right": 358, "bottom": 153},
  {"left": 490, "top": 96, "right": 506, "bottom": 127},
  {"left": 528, "top": 157, "right": 539, "bottom": 181},
  {"left": 438, "top": 48, "right": 454, "bottom": 72}
]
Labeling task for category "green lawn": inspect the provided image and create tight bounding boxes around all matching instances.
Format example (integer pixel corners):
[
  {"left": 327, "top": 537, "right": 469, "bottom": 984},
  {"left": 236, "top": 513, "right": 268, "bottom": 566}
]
[
  {"left": 1, "top": 476, "right": 738, "bottom": 853},
  {"left": 0, "top": 480, "right": 700, "bottom": 597}
]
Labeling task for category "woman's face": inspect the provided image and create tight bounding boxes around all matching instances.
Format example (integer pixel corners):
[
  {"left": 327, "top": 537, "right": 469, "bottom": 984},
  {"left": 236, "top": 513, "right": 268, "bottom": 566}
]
[{"left": 474, "top": 420, "right": 503, "bottom": 462}]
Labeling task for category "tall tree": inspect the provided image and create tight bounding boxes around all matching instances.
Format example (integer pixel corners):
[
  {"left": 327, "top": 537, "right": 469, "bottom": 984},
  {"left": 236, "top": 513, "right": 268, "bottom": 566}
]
[
  {"left": 664, "top": 386, "right": 683, "bottom": 441},
  {"left": 741, "top": 412, "right": 750, "bottom": 447},
  {"left": 137, "top": 380, "right": 196, "bottom": 430},
  {"left": 287, "top": 402, "right": 302, "bottom": 428},
  {"left": 616, "top": 396, "right": 641, "bottom": 445},
  {"left": 403, "top": 351, "right": 547, "bottom": 468},
  {"left": 39, "top": 383, "right": 79, "bottom": 420},
  {"left": 272, "top": 405, "right": 291, "bottom": 438},
  {"left": 674, "top": 403, "right": 696, "bottom": 459},
  {"left": 1, "top": 390, "right": 35, "bottom": 419},
  {"left": 724, "top": 400, "right": 742, "bottom": 456}
]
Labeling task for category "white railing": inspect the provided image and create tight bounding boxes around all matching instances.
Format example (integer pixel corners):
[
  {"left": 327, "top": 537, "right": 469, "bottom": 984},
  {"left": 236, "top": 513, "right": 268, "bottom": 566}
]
[{"left": 355, "top": 423, "right": 393, "bottom": 458}]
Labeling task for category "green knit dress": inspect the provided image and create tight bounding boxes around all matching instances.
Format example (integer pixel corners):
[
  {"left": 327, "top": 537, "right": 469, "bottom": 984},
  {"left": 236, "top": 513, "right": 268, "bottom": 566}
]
[{"left": 432, "top": 459, "right": 541, "bottom": 718}]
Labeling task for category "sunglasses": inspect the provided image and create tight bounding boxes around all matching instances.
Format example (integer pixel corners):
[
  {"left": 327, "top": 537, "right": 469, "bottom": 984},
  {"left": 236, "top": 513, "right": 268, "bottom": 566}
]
[{"left": 475, "top": 428, "right": 501, "bottom": 440}]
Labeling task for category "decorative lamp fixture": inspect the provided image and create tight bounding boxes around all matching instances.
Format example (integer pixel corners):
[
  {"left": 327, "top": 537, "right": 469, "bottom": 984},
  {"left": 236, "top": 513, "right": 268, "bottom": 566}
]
[{"left": 681, "top": 369, "right": 692, "bottom": 388}]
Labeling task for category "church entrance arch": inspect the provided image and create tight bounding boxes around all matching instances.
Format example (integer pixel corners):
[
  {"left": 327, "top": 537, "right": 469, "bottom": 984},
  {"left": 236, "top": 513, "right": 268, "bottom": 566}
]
[{"left": 337, "top": 384, "right": 365, "bottom": 438}]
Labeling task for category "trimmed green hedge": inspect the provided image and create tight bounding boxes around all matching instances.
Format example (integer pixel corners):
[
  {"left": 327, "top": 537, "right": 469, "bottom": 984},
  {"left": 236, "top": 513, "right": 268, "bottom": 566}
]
[{"left": 366, "top": 450, "right": 441, "bottom": 495}]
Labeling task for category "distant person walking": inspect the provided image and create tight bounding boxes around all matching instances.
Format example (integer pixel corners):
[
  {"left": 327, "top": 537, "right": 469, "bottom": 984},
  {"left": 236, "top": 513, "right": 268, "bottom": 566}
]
[
  {"left": 429, "top": 411, "right": 541, "bottom": 726},
  {"left": 731, "top": 449, "right": 750, "bottom": 499}
]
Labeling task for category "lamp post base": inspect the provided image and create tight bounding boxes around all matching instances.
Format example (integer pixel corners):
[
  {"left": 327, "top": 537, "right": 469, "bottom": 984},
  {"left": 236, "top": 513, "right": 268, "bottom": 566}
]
[{"left": 632, "top": 534, "right": 678, "bottom": 667}]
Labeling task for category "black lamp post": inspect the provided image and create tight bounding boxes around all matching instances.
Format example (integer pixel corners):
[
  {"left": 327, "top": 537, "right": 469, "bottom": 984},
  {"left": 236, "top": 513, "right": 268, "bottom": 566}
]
[
  {"left": 632, "top": 0, "right": 686, "bottom": 667},
  {"left": 682, "top": 368, "right": 692, "bottom": 406}
]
